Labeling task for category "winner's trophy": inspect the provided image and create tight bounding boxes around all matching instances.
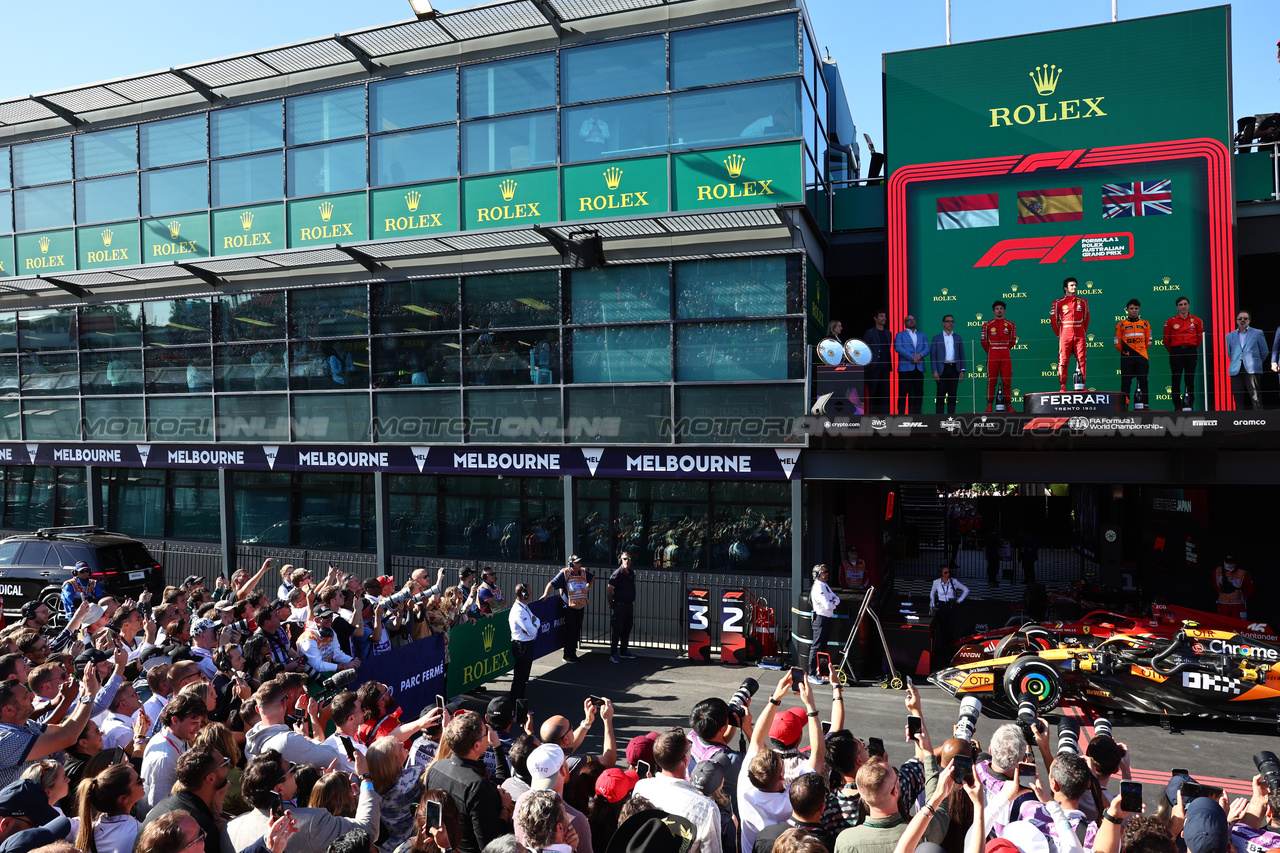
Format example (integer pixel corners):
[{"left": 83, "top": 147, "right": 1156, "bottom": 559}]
[
  {"left": 994, "top": 388, "right": 1007, "bottom": 412},
  {"left": 1133, "top": 387, "right": 1145, "bottom": 411},
  {"left": 843, "top": 339, "right": 872, "bottom": 366},
  {"left": 1181, "top": 392, "right": 1192, "bottom": 412},
  {"left": 816, "top": 337, "right": 846, "bottom": 366},
  {"left": 1073, "top": 369, "right": 1084, "bottom": 391}
]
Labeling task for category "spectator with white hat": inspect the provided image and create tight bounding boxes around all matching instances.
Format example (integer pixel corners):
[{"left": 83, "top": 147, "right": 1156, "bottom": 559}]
[
  {"left": 513, "top": 744, "right": 594, "bottom": 853},
  {"left": 188, "top": 619, "right": 221, "bottom": 680}
]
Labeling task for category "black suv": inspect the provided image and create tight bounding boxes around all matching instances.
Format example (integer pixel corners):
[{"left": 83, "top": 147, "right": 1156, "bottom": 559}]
[{"left": 0, "top": 526, "right": 166, "bottom": 626}]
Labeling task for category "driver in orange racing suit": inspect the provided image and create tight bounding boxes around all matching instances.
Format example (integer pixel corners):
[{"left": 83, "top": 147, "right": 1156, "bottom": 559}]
[{"left": 1050, "top": 277, "right": 1090, "bottom": 391}]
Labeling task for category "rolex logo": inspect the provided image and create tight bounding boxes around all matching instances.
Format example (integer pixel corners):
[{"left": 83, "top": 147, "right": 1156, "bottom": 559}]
[
  {"left": 1049, "top": 361, "right": 1057, "bottom": 370},
  {"left": 168, "top": 220, "right": 182, "bottom": 239},
  {"left": 1162, "top": 276, "right": 1171, "bottom": 285},
  {"left": 38, "top": 236, "right": 50, "bottom": 253},
  {"left": 481, "top": 622, "right": 495, "bottom": 652},
  {"left": 499, "top": 179, "right": 518, "bottom": 202},
  {"left": 724, "top": 154, "right": 746, "bottom": 178},
  {"left": 101, "top": 229, "right": 113, "bottom": 247},
  {"left": 240, "top": 211, "right": 255, "bottom": 231},
  {"left": 1085, "top": 281, "right": 1094, "bottom": 287},
  {"left": 1087, "top": 333, "right": 1095, "bottom": 342},
  {"left": 1013, "top": 389, "right": 1021, "bottom": 397},
  {"left": 603, "top": 167, "right": 623, "bottom": 190},
  {"left": 405, "top": 190, "right": 421, "bottom": 212},
  {"left": 975, "top": 313, "right": 983, "bottom": 321},
  {"left": 319, "top": 201, "right": 334, "bottom": 222},
  {"left": 1011, "top": 284, "right": 1018, "bottom": 292},
  {"left": 941, "top": 287, "right": 949, "bottom": 296},
  {"left": 1029, "top": 64, "right": 1063, "bottom": 96}
]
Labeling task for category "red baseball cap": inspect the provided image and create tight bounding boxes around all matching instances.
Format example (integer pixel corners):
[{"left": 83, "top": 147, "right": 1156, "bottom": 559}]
[
  {"left": 625, "top": 732, "right": 659, "bottom": 767},
  {"left": 768, "top": 707, "right": 807, "bottom": 745},
  {"left": 595, "top": 767, "right": 639, "bottom": 803},
  {"left": 987, "top": 841, "right": 1021, "bottom": 853}
]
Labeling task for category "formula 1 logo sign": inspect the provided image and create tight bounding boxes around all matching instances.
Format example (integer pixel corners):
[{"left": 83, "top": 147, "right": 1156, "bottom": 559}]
[{"left": 972, "top": 232, "right": 1136, "bottom": 268}]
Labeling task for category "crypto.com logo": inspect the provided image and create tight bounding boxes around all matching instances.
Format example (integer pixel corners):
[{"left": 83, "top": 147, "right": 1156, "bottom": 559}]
[{"left": 973, "top": 236, "right": 1083, "bottom": 267}]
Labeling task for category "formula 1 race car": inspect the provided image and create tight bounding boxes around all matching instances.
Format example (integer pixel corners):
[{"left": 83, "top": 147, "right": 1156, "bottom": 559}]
[{"left": 930, "top": 622, "right": 1280, "bottom": 724}]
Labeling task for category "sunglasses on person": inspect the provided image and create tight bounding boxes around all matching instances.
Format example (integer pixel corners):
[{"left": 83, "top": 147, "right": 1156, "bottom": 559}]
[{"left": 182, "top": 828, "right": 207, "bottom": 852}]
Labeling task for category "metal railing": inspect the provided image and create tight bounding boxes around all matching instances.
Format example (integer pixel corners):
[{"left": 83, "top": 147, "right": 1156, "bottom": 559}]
[{"left": 1234, "top": 139, "right": 1280, "bottom": 202}]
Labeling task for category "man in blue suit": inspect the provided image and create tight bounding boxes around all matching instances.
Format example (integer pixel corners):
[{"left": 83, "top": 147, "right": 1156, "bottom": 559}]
[
  {"left": 929, "top": 315, "right": 967, "bottom": 414},
  {"left": 1226, "top": 309, "right": 1268, "bottom": 410},
  {"left": 894, "top": 313, "right": 930, "bottom": 414}
]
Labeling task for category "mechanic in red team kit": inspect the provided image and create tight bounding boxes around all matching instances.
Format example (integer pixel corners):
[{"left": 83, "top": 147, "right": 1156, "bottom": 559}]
[
  {"left": 1163, "top": 296, "right": 1204, "bottom": 410},
  {"left": 980, "top": 300, "right": 1017, "bottom": 411},
  {"left": 1051, "top": 276, "right": 1090, "bottom": 391}
]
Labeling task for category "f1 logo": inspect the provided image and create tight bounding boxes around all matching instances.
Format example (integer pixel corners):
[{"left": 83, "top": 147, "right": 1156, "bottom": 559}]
[{"left": 973, "top": 235, "right": 1083, "bottom": 267}]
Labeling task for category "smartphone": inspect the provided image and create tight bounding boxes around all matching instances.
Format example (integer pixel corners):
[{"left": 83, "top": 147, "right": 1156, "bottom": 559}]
[
  {"left": 1018, "top": 763, "right": 1037, "bottom": 789},
  {"left": 867, "top": 737, "right": 885, "bottom": 758},
  {"left": 952, "top": 754, "right": 974, "bottom": 786},
  {"left": 425, "top": 800, "right": 442, "bottom": 829},
  {"left": 636, "top": 759, "right": 651, "bottom": 779},
  {"left": 907, "top": 715, "right": 923, "bottom": 742},
  {"left": 1180, "top": 782, "right": 1223, "bottom": 804},
  {"left": 821, "top": 721, "right": 831, "bottom": 735},
  {"left": 1171, "top": 768, "right": 1189, "bottom": 777},
  {"left": 515, "top": 698, "right": 529, "bottom": 727},
  {"left": 1120, "top": 780, "right": 1143, "bottom": 812},
  {"left": 588, "top": 695, "right": 605, "bottom": 708},
  {"left": 269, "top": 792, "right": 284, "bottom": 820},
  {"left": 816, "top": 652, "right": 832, "bottom": 678},
  {"left": 791, "top": 667, "right": 805, "bottom": 692},
  {"left": 340, "top": 735, "right": 356, "bottom": 762},
  {"left": 436, "top": 694, "right": 446, "bottom": 712}
]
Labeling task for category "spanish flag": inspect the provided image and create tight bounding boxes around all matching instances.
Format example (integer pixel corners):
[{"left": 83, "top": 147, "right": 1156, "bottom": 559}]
[{"left": 1017, "top": 187, "right": 1083, "bottom": 224}]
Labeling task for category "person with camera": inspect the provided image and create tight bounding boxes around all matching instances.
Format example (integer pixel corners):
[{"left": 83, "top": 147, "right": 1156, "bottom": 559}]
[
  {"left": 298, "top": 608, "right": 361, "bottom": 675},
  {"left": 1009, "top": 753, "right": 1096, "bottom": 853},
  {"left": 508, "top": 584, "right": 541, "bottom": 701},
  {"left": 690, "top": 690, "right": 754, "bottom": 811}
]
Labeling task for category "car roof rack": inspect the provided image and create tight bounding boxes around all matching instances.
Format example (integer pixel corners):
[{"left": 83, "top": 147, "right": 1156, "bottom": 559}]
[{"left": 34, "top": 525, "right": 108, "bottom": 538}]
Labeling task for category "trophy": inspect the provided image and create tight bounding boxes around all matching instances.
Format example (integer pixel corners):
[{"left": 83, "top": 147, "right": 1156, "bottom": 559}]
[
  {"left": 1181, "top": 391, "right": 1192, "bottom": 412},
  {"left": 843, "top": 338, "right": 872, "bottom": 366},
  {"left": 994, "top": 388, "right": 1007, "bottom": 412},
  {"left": 1073, "top": 369, "right": 1084, "bottom": 391},
  {"left": 816, "top": 337, "right": 846, "bottom": 366},
  {"left": 1133, "top": 387, "right": 1145, "bottom": 411}
]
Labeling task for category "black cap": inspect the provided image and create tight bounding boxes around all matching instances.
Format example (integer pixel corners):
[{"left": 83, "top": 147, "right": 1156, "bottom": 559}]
[
  {"left": 314, "top": 607, "right": 336, "bottom": 619},
  {"left": 460, "top": 568, "right": 475, "bottom": 579},
  {"left": 73, "top": 648, "right": 110, "bottom": 672},
  {"left": 486, "top": 696, "right": 514, "bottom": 728},
  {"left": 0, "top": 779, "right": 59, "bottom": 825},
  {"left": 183, "top": 575, "right": 205, "bottom": 587}
]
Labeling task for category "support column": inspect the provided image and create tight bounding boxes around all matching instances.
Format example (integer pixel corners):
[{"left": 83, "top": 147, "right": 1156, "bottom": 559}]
[
  {"left": 86, "top": 466, "right": 104, "bottom": 527},
  {"left": 218, "top": 469, "right": 235, "bottom": 578},
  {"left": 790, "top": 477, "right": 803, "bottom": 665},
  {"left": 562, "top": 475, "right": 576, "bottom": 563},
  {"left": 374, "top": 471, "right": 390, "bottom": 577}
]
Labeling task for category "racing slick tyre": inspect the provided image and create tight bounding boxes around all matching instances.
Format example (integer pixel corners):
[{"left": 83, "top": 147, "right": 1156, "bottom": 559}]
[
  {"left": 994, "top": 625, "right": 1055, "bottom": 659},
  {"left": 1003, "top": 655, "right": 1063, "bottom": 711}
]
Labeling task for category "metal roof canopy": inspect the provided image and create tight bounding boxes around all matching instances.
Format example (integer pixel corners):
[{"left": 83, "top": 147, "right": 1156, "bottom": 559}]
[
  {"left": 0, "top": 205, "right": 792, "bottom": 303},
  {"left": 0, "top": 0, "right": 705, "bottom": 131}
]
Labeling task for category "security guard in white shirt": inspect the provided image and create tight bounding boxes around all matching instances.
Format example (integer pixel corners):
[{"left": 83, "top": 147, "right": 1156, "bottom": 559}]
[{"left": 808, "top": 565, "right": 840, "bottom": 685}]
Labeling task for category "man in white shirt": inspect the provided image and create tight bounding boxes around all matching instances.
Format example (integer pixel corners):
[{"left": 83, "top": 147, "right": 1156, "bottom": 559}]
[
  {"left": 633, "top": 728, "right": 723, "bottom": 853},
  {"left": 929, "top": 565, "right": 970, "bottom": 652},
  {"left": 508, "top": 584, "right": 540, "bottom": 700},
  {"left": 96, "top": 682, "right": 149, "bottom": 758},
  {"left": 930, "top": 315, "right": 967, "bottom": 415},
  {"left": 188, "top": 618, "right": 221, "bottom": 680},
  {"left": 141, "top": 692, "right": 207, "bottom": 815},
  {"left": 808, "top": 565, "right": 839, "bottom": 685}
]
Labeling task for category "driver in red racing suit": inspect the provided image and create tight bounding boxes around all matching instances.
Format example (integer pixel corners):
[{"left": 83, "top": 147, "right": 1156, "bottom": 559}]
[
  {"left": 980, "top": 301, "right": 1017, "bottom": 412},
  {"left": 1051, "top": 277, "right": 1090, "bottom": 391}
]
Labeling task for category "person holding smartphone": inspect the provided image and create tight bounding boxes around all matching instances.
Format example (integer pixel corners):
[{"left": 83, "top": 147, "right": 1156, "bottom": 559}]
[
  {"left": 1009, "top": 753, "right": 1096, "bottom": 852},
  {"left": 808, "top": 565, "right": 840, "bottom": 685}
]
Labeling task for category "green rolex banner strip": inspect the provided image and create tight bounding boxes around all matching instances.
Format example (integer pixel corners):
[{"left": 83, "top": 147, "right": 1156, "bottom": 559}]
[
  {"left": 563, "top": 156, "right": 669, "bottom": 221},
  {"left": 77, "top": 221, "right": 140, "bottom": 270},
  {"left": 445, "top": 617, "right": 513, "bottom": 696},
  {"left": 143, "top": 214, "right": 210, "bottom": 263},
  {"left": 17, "top": 230, "right": 74, "bottom": 275},
  {"left": 372, "top": 181, "right": 459, "bottom": 239},
  {"left": 288, "top": 193, "right": 368, "bottom": 248},
  {"left": 463, "top": 168, "right": 559, "bottom": 230},
  {"left": 673, "top": 141, "right": 803, "bottom": 210},
  {"left": 213, "top": 203, "right": 284, "bottom": 256}
]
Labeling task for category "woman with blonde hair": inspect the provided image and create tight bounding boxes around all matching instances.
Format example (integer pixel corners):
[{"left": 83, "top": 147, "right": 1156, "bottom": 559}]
[
  {"left": 308, "top": 771, "right": 357, "bottom": 818},
  {"left": 367, "top": 736, "right": 423, "bottom": 850},
  {"left": 21, "top": 758, "right": 77, "bottom": 838},
  {"left": 194, "top": 723, "right": 247, "bottom": 814},
  {"left": 178, "top": 680, "right": 216, "bottom": 713},
  {"left": 75, "top": 762, "right": 145, "bottom": 853},
  {"left": 393, "top": 790, "right": 461, "bottom": 853}
]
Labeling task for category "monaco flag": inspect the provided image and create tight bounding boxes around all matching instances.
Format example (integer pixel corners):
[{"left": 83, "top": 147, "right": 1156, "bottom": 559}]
[{"left": 936, "top": 193, "right": 999, "bottom": 230}]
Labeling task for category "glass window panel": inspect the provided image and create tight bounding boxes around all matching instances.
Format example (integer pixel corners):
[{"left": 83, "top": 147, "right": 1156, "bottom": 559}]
[
  {"left": 172, "top": 472, "right": 221, "bottom": 540},
  {"left": 215, "top": 343, "right": 287, "bottom": 393},
  {"left": 14, "top": 184, "right": 72, "bottom": 231},
  {"left": 712, "top": 481, "right": 790, "bottom": 502},
  {"left": 439, "top": 491, "right": 520, "bottom": 558},
  {"left": 569, "top": 264, "right": 669, "bottom": 324},
  {"left": 216, "top": 292, "right": 286, "bottom": 342},
  {"left": 80, "top": 303, "right": 142, "bottom": 349},
  {"left": 389, "top": 488, "right": 437, "bottom": 554},
  {"left": 217, "top": 395, "right": 288, "bottom": 441},
  {"left": 286, "top": 139, "right": 366, "bottom": 196},
  {"left": 462, "top": 54, "right": 556, "bottom": 119},
  {"left": 0, "top": 317, "right": 14, "bottom": 355},
  {"left": 287, "top": 87, "right": 366, "bottom": 146},
  {"left": 371, "top": 71, "right": 456, "bottom": 132},
  {"left": 144, "top": 299, "right": 211, "bottom": 347},
  {"left": 371, "top": 127, "right": 456, "bottom": 186},
  {"left": 141, "top": 115, "right": 208, "bottom": 168},
  {"left": 296, "top": 473, "right": 375, "bottom": 550},
  {"left": 211, "top": 152, "right": 281, "bottom": 208},
  {"left": 0, "top": 193, "right": 12, "bottom": 234},
  {"left": 463, "top": 329, "right": 559, "bottom": 387},
  {"left": 567, "top": 386, "right": 670, "bottom": 444},
  {"left": 19, "top": 309, "right": 78, "bottom": 352},
  {"left": 81, "top": 350, "right": 142, "bottom": 395},
  {"left": 568, "top": 325, "right": 670, "bottom": 383},
  {"left": 711, "top": 502, "right": 790, "bottom": 572},
  {"left": 13, "top": 139, "right": 71, "bottom": 187},
  {"left": 75, "top": 127, "right": 138, "bottom": 178},
  {"left": 146, "top": 346, "right": 212, "bottom": 395},
  {"left": 0, "top": 358, "right": 17, "bottom": 398},
  {"left": 289, "top": 285, "right": 368, "bottom": 339},
  {"left": 465, "top": 388, "right": 561, "bottom": 444},
  {"left": 671, "top": 15, "right": 799, "bottom": 89},
  {"left": 292, "top": 393, "right": 371, "bottom": 443},
  {"left": 461, "top": 112, "right": 556, "bottom": 175},
  {"left": 22, "top": 399, "right": 80, "bottom": 440},
  {"left": 375, "top": 390, "right": 462, "bottom": 443},
  {"left": 676, "top": 319, "right": 802, "bottom": 381},
  {"left": 141, "top": 163, "right": 208, "bottom": 217},
  {"left": 562, "top": 96, "right": 668, "bottom": 163},
  {"left": 462, "top": 271, "right": 558, "bottom": 329},
  {"left": 675, "top": 383, "right": 801, "bottom": 443},
  {"left": 0, "top": 402, "right": 18, "bottom": 440},
  {"left": 288, "top": 339, "right": 369, "bottom": 390},
  {"left": 211, "top": 101, "right": 282, "bottom": 158},
  {"left": 0, "top": 149, "right": 9, "bottom": 190},
  {"left": 233, "top": 471, "right": 291, "bottom": 544},
  {"left": 372, "top": 279, "right": 459, "bottom": 335},
  {"left": 803, "top": 82, "right": 818, "bottom": 178},
  {"left": 671, "top": 79, "right": 800, "bottom": 150},
  {"left": 674, "top": 256, "right": 795, "bottom": 318},
  {"left": 562, "top": 36, "right": 666, "bottom": 104},
  {"left": 84, "top": 397, "right": 144, "bottom": 441},
  {"left": 371, "top": 335, "right": 461, "bottom": 388},
  {"left": 102, "top": 468, "right": 166, "bottom": 538},
  {"left": 75, "top": 174, "right": 138, "bottom": 224},
  {"left": 148, "top": 395, "right": 214, "bottom": 441}
]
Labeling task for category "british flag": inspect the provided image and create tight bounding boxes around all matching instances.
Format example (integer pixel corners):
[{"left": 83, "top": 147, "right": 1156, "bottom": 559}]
[{"left": 1102, "top": 179, "right": 1172, "bottom": 217}]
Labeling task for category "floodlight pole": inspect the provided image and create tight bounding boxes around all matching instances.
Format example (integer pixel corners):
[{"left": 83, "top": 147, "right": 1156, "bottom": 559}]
[
  {"left": 1112, "top": 1, "right": 1117, "bottom": 22},
  {"left": 946, "top": 0, "right": 951, "bottom": 44}
]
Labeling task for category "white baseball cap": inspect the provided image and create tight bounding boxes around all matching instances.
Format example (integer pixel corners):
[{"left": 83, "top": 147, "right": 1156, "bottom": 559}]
[{"left": 528, "top": 744, "right": 565, "bottom": 790}]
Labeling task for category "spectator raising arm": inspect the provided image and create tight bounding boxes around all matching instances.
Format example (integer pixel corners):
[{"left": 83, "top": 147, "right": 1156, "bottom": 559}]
[
  {"left": 796, "top": 677, "right": 825, "bottom": 773},
  {"left": 750, "top": 671, "right": 794, "bottom": 754}
]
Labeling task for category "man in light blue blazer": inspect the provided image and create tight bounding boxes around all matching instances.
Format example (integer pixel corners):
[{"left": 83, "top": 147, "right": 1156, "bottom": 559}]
[
  {"left": 929, "top": 315, "right": 967, "bottom": 414},
  {"left": 1226, "top": 308, "right": 1268, "bottom": 410},
  {"left": 894, "top": 313, "right": 930, "bottom": 414}
]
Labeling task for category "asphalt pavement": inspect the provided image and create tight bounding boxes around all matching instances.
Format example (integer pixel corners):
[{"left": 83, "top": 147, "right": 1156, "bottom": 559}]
[{"left": 466, "top": 644, "right": 1280, "bottom": 812}]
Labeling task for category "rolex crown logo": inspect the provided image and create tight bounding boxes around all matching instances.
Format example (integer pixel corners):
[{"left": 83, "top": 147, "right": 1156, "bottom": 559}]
[
  {"left": 101, "top": 229, "right": 113, "bottom": 247},
  {"left": 724, "top": 153, "right": 746, "bottom": 179},
  {"left": 1013, "top": 388, "right": 1021, "bottom": 397},
  {"left": 1162, "top": 276, "right": 1171, "bottom": 285},
  {"left": 405, "top": 191, "right": 421, "bottom": 213},
  {"left": 603, "top": 166, "right": 623, "bottom": 190},
  {"left": 499, "top": 179, "right": 518, "bottom": 202},
  {"left": 168, "top": 220, "right": 182, "bottom": 239},
  {"left": 240, "top": 211, "right": 255, "bottom": 231},
  {"left": 1166, "top": 386, "right": 1172, "bottom": 394},
  {"left": 319, "top": 201, "right": 334, "bottom": 222},
  {"left": 1011, "top": 284, "right": 1018, "bottom": 291},
  {"left": 1029, "top": 63, "right": 1063, "bottom": 96},
  {"left": 38, "top": 236, "right": 50, "bottom": 253},
  {"left": 941, "top": 287, "right": 949, "bottom": 295},
  {"left": 1085, "top": 281, "right": 1093, "bottom": 287},
  {"left": 1087, "top": 333, "right": 1095, "bottom": 342},
  {"left": 481, "top": 621, "right": 495, "bottom": 652},
  {"left": 976, "top": 313, "right": 983, "bottom": 321}
]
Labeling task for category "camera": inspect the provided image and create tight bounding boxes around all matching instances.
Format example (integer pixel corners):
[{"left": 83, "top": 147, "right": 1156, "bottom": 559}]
[
  {"left": 381, "top": 586, "right": 433, "bottom": 614},
  {"left": 1057, "top": 717, "right": 1081, "bottom": 755},
  {"left": 1016, "top": 692, "right": 1038, "bottom": 745},
  {"left": 1093, "top": 717, "right": 1114, "bottom": 742},
  {"left": 316, "top": 667, "right": 359, "bottom": 704},
  {"left": 727, "top": 678, "right": 759, "bottom": 725},
  {"left": 954, "top": 697, "right": 982, "bottom": 742},
  {"left": 1255, "top": 751, "right": 1280, "bottom": 792}
]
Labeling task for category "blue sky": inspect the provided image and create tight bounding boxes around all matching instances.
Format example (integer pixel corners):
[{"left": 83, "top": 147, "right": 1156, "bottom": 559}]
[{"left": 0, "top": 0, "right": 1275, "bottom": 157}]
